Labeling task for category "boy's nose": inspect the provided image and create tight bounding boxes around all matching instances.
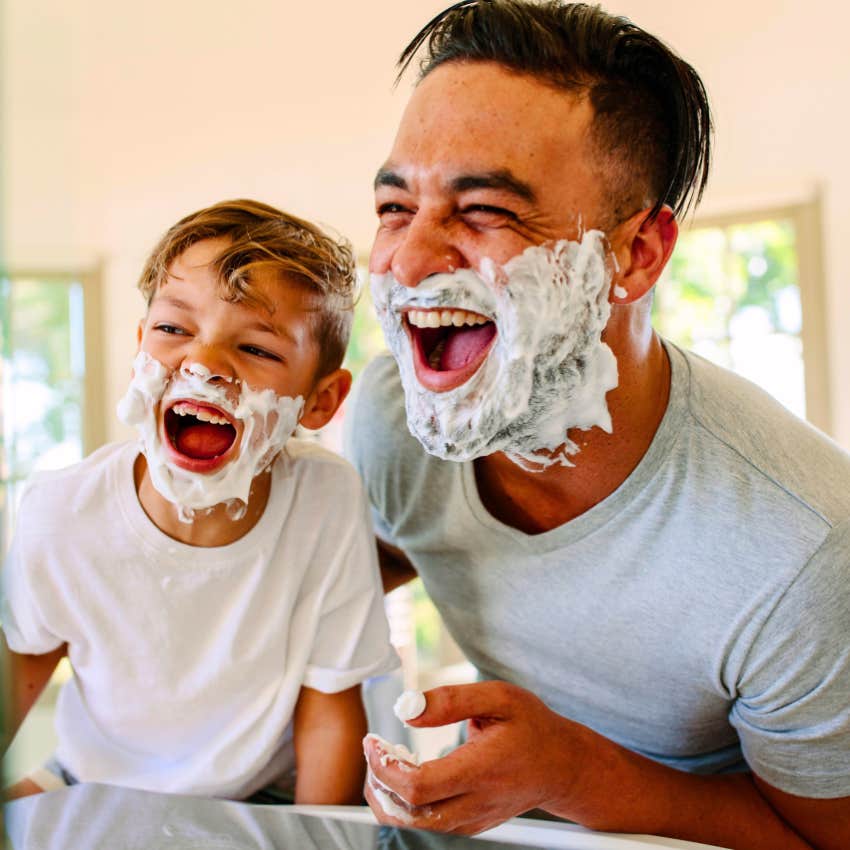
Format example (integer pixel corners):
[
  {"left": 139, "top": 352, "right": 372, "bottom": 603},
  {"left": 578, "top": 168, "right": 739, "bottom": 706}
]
[
  {"left": 180, "top": 361, "right": 231, "bottom": 383},
  {"left": 179, "top": 345, "right": 235, "bottom": 384}
]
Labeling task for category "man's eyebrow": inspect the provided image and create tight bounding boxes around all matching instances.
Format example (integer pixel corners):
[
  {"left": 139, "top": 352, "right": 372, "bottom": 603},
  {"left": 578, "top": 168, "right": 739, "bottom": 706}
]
[
  {"left": 374, "top": 168, "right": 408, "bottom": 191},
  {"left": 451, "top": 170, "right": 536, "bottom": 203},
  {"left": 373, "top": 167, "right": 536, "bottom": 203}
]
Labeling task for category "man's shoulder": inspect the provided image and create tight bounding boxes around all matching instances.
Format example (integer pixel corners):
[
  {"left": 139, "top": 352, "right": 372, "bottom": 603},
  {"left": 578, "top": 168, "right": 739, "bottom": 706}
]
[
  {"left": 347, "top": 353, "right": 407, "bottom": 426},
  {"left": 343, "top": 354, "right": 414, "bottom": 471},
  {"left": 676, "top": 345, "right": 850, "bottom": 522}
]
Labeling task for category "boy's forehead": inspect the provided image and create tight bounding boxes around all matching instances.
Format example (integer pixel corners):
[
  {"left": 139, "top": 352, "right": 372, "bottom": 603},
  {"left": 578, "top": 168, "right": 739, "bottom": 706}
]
[
  {"left": 168, "top": 236, "right": 231, "bottom": 278},
  {"left": 162, "top": 237, "right": 320, "bottom": 313}
]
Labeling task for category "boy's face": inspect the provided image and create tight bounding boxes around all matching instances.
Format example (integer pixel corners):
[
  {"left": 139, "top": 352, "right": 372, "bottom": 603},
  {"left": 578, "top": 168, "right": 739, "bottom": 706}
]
[{"left": 136, "top": 237, "right": 324, "bottom": 478}]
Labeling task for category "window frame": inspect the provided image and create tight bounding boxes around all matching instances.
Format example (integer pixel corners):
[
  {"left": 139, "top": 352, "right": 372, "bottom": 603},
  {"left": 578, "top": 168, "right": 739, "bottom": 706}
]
[
  {"left": 1, "top": 265, "right": 105, "bottom": 551},
  {"left": 678, "top": 198, "right": 831, "bottom": 435}
]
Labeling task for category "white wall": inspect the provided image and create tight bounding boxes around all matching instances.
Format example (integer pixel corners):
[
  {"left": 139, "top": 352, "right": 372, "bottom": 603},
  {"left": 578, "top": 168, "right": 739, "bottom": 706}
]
[{"left": 4, "top": 1, "right": 849, "bottom": 447}]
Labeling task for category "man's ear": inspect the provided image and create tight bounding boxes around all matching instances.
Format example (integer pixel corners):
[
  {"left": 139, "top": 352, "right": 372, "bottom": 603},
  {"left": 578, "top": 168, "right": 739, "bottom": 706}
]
[
  {"left": 299, "top": 368, "right": 353, "bottom": 431},
  {"left": 608, "top": 206, "right": 678, "bottom": 304}
]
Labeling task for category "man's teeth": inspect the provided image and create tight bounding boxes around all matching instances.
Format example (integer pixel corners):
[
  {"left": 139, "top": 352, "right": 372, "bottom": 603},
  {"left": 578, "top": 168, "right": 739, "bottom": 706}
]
[
  {"left": 171, "top": 403, "right": 230, "bottom": 425},
  {"left": 407, "top": 309, "right": 490, "bottom": 329}
]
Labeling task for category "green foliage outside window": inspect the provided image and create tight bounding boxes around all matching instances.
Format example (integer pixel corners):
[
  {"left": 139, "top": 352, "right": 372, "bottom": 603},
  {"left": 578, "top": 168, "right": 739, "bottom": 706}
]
[
  {"left": 1, "top": 277, "right": 86, "bottom": 553},
  {"left": 654, "top": 219, "right": 804, "bottom": 418}
]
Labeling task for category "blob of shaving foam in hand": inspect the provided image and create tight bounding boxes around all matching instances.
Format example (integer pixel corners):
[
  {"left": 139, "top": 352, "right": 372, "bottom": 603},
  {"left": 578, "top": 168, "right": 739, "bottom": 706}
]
[
  {"left": 393, "top": 690, "right": 427, "bottom": 724},
  {"left": 365, "top": 733, "right": 430, "bottom": 823},
  {"left": 365, "top": 732, "right": 421, "bottom": 769}
]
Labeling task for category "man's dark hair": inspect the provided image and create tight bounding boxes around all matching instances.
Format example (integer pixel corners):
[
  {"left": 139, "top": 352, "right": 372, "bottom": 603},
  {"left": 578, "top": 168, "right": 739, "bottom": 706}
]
[{"left": 398, "top": 0, "right": 712, "bottom": 223}]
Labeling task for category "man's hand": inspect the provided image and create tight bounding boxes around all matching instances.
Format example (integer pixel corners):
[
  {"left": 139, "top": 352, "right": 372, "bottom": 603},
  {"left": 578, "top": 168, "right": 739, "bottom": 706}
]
[
  {"left": 364, "top": 680, "right": 828, "bottom": 849},
  {"left": 363, "top": 680, "right": 583, "bottom": 835}
]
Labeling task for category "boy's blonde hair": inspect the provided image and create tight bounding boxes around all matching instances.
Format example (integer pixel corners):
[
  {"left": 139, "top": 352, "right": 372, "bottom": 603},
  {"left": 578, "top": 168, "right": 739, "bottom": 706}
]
[{"left": 139, "top": 199, "right": 358, "bottom": 376}]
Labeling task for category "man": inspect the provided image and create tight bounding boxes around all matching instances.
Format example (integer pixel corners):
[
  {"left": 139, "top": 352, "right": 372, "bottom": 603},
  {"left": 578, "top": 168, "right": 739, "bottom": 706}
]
[{"left": 344, "top": 2, "right": 850, "bottom": 848}]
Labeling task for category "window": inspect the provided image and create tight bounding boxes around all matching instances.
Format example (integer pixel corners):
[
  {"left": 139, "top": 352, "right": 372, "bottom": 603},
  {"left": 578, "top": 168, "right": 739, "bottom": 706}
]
[
  {"left": 0, "top": 271, "right": 104, "bottom": 554},
  {"left": 655, "top": 200, "right": 830, "bottom": 432}
]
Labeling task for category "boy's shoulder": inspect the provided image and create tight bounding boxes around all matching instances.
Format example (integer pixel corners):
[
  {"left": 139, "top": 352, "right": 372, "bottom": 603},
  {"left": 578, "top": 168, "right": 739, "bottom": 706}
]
[
  {"left": 17, "top": 442, "right": 136, "bottom": 531},
  {"left": 282, "top": 436, "right": 365, "bottom": 491}
]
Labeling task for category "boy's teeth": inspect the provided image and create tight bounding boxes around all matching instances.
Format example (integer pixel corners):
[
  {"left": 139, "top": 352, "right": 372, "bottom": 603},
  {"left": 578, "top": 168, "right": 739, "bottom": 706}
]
[
  {"left": 407, "top": 309, "right": 489, "bottom": 328},
  {"left": 172, "top": 403, "right": 229, "bottom": 425}
]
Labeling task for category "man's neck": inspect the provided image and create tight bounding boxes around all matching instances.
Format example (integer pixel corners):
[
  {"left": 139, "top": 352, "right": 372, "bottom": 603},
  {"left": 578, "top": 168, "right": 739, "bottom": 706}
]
[
  {"left": 133, "top": 454, "right": 272, "bottom": 547},
  {"left": 473, "top": 326, "right": 670, "bottom": 535}
]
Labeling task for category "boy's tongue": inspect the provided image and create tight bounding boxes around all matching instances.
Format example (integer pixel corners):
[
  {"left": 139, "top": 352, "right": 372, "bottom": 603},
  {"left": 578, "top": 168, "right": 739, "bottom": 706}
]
[
  {"left": 175, "top": 423, "right": 234, "bottom": 459},
  {"left": 439, "top": 323, "right": 496, "bottom": 371}
]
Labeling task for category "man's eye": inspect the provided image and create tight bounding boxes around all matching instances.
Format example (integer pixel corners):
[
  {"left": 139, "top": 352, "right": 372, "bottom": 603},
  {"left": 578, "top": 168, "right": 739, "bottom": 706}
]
[
  {"left": 377, "top": 203, "right": 413, "bottom": 226},
  {"left": 461, "top": 205, "right": 518, "bottom": 225},
  {"left": 241, "top": 345, "right": 282, "bottom": 362}
]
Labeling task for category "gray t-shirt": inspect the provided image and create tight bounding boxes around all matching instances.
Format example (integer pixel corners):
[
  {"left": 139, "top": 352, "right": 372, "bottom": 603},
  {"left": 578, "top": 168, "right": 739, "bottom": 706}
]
[{"left": 344, "top": 342, "right": 850, "bottom": 799}]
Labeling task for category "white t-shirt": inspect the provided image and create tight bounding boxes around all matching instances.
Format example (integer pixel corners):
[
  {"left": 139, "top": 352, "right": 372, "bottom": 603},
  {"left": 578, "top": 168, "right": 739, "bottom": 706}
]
[{"left": 1, "top": 439, "right": 399, "bottom": 799}]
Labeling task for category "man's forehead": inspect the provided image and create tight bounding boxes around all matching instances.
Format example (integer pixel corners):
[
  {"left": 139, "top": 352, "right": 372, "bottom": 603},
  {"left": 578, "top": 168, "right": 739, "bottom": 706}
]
[{"left": 380, "top": 62, "right": 595, "bottom": 187}]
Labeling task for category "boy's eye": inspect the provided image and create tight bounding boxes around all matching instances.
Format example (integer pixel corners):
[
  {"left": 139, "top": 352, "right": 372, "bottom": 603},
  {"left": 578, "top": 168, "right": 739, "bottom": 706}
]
[
  {"left": 241, "top": 345, "right": 283, "bottom": 362},
  {"left": 154, "top": 323, "right": 187, "bottom": 335}
]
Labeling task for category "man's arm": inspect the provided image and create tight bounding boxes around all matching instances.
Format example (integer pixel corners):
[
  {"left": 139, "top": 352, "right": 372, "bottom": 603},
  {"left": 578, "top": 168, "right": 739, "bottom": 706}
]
[
  {"left": 2, "top": 636, "right": 66, "bottom": 753},
  {"left": 292, "top": 684, "right": 368, "bottom": 804},
  {"left": 363, "top": 681, "right": 846, "bottom": 849},
  {"left": 377, "top": 538, "right": 417, "bottom": 593}
]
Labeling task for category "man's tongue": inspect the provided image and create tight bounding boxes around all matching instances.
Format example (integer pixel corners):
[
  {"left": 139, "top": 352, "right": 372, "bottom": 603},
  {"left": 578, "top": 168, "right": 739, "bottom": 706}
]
[
  {"left": 175, "top": 423, "right": 234, "bottom": 460},
  {"left": 438, "top": 323, "right": 496, "bottom": 371}
]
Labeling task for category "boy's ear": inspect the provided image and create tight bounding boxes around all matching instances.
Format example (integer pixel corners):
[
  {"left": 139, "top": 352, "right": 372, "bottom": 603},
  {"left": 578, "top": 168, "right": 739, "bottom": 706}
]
[
  {"left": 136, "top": 320, "right": 144, "bottom": 350},
  {"left": 608, "top": 205, "right": 678, "bottom": 304},
  {"left": 299, "top": 368, "right": 353, "bottom": 431}
]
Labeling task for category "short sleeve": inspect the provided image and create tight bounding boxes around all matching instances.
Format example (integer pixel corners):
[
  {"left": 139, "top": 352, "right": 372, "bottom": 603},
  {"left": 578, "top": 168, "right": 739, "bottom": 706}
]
[
  {"left": 729, "top": 519, "right": 850, "bottom": 798},
  {"left": 302, "top": 472, "right": 399, "bottom": 693},
  {"left": 1, "top": 488, "right": 65, "bottom": 655}
]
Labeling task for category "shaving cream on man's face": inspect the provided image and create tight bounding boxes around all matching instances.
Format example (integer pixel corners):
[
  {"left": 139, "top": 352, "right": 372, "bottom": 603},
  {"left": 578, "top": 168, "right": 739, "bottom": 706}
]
[
  {"left": 371, "top": 231, "right": 619, "bottom": 470},
  {"left": 117, "top": 351, "right": 303, "bottom": 522}
]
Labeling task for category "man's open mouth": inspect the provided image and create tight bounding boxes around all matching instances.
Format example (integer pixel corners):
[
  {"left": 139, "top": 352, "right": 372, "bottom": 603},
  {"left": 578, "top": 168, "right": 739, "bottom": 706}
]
[
  {"left": 164, "top": 400, "right": 238, "bottom": 462},
  {"left": 405, "top": 308, "right": 497, "bottom": 391}
]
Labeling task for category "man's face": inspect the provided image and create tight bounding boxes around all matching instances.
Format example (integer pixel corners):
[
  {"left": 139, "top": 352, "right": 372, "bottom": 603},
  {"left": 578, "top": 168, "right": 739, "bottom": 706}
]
[
  {"left": 371, "top": 62, "right": 610, "bottom": 289},
  {"left": 370, "top": 61, "right": 620, "bottom": 468},
  {"left": 119, "top": 237, "right": 322, "bottom": 516}
]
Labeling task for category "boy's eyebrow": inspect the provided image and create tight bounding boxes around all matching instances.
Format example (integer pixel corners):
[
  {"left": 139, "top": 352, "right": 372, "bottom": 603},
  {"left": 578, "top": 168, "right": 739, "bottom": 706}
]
[
  {"left": 374, "top": 167, "right": 536, "bottom": 203},
  {"left": 153, "top": 295, "right": 299, "bottom": 346},
  {"left": 244, "top": 319, "right": 298, "bottom": 346},
  {"left": 155, "top": 294, "right": 193, "bottom": 311}
]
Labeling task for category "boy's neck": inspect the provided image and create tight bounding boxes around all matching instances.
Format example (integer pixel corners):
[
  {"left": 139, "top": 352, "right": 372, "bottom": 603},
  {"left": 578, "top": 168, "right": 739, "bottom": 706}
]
[{"left": 133, "top": 454, "right": 273, "bottom": 547}]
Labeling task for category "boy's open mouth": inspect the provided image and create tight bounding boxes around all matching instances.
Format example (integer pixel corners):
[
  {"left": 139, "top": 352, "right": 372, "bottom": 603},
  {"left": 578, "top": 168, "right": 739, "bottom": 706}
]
[
  {"left": 164, "top": 400, "right": 237, "bottom": 461},
  {"left": 405, "top": 308, "right": 497, "bottom": 391}
]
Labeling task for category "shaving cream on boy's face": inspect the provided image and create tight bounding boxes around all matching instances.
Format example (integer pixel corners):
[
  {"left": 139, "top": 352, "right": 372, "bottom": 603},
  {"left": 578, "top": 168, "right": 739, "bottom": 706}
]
[
  {"left": 371, "top": 231, "right": 619, "bottom": 470},
  {"left": 117, "top": 351, "right": 303, "bottom": 522}
]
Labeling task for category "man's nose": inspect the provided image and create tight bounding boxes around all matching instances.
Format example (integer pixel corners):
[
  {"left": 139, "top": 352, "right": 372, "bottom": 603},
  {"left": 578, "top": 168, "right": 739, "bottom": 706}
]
[{"left": 387, "top": 216, "right": 465, "bottom": 289}]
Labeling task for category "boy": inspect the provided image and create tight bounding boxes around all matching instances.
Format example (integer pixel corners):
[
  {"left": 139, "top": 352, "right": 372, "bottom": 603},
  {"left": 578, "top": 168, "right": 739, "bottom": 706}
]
[{"left": 1, "top": 199, "right": 399, "bottom": 802}]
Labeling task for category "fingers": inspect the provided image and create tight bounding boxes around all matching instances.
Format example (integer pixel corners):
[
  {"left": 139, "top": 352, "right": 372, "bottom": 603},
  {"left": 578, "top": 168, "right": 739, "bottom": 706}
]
[
  {"left": 364, "top": 731, "right": 497, "bottom": 808},
  {"left": 405, "top": 680, "right": 531, "bottom": 729},
  {"left": 364, "top": 768, "right": 528, "bottom": 836}
]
